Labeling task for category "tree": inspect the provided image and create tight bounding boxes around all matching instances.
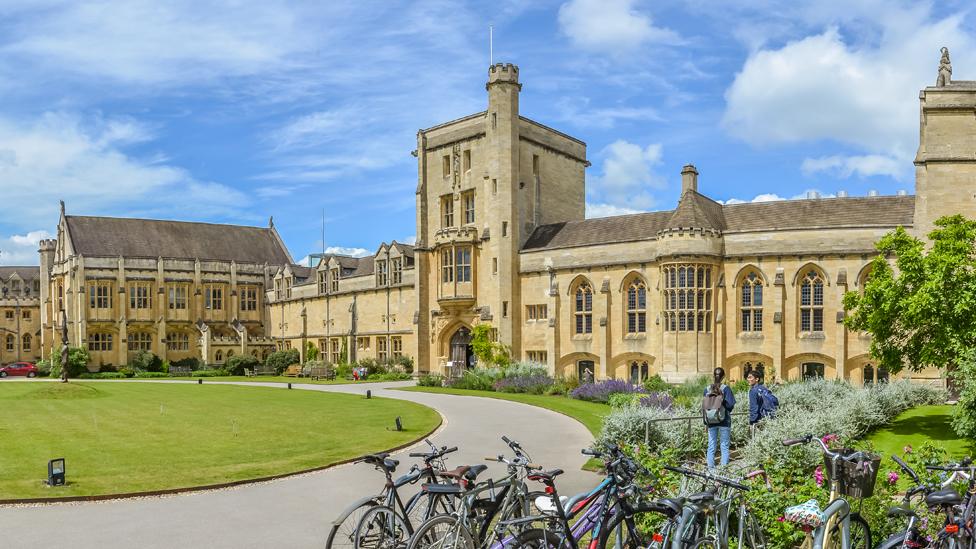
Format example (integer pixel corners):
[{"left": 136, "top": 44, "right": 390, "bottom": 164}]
[
  {"left": 49, "top": 346, "right": 91, "bottom": 379},
  {"left": 844, "top": 215, "right": 976, "bottom": 374},
  {"left": 305, "top": 341, "right": 319, "bottom": 362},
  {"left": 844, "top": 215, "right": 976, "bottom": 437}
]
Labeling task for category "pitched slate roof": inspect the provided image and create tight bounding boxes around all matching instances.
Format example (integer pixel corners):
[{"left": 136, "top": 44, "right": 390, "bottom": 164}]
[
  {"left": 523, "top": 195, "right": 915, "bottom": 251},
  {"left": 64, "top": 215, "right": 292, "bottom": 264},
  {"left": 0, "top": 266, "right": 40, "bottom": 281}
]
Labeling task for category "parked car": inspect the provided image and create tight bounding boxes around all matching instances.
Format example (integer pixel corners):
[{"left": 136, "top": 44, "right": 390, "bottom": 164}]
[{"left": 0, "top": 362, "right": 37, "bottom": 377}]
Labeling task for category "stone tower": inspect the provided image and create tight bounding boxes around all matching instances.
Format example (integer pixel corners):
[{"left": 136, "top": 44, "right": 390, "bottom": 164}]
[
  {"left": 914, "top": 48, "right": 976, "bottom": 238},
  {"left": 37, "top": 237, "right": 57, "bottom": 359}
]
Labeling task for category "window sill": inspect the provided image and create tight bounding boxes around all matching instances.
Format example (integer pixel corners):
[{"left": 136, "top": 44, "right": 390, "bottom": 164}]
[
  {"left": 623, "top": 333, "right": 647, "bottom": 340},
  {"left": 571, "top": 334, "right": 593, "bottom": 341},
  {"left": 798, "top": 332, "right": 826, "bottom": 340},
  {"left": 737, "top": 332, "right": 764, "bottom": 340}
]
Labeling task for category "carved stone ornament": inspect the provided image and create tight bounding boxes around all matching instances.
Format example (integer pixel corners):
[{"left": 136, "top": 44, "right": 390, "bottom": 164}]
[
  {"left": 452, "top": 143, "right": 461, "bottom": 190},
  {"left": 937, "top": 47, "right": 952, "bottom": 87}
]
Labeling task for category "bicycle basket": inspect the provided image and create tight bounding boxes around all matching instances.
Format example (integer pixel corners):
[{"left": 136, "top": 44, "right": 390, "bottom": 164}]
[{"left": 823, "top": 449, "right": 881, "bottom": 498}]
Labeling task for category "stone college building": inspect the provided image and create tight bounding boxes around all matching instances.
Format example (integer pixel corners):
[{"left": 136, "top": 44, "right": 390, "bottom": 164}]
[{"left": 31, "top": 51, "right": 976, "bottom": 385}]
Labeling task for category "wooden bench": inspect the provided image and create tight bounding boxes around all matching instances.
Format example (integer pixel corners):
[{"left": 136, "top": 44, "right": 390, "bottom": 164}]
[
  {"left": 284, "top": 364, "right": 303, "bottom": 377},
  {"left": 243, "top": 368, "right": 255, "bottom": 377},
  {"left": 253, "top": 365, "right": 276, "bottom": 376},
  {"left": 169, "top": 366, "right": 192, "bottom": 377},
  {"left": 306, "top": 365, "right": 335, "bottom": 381}
]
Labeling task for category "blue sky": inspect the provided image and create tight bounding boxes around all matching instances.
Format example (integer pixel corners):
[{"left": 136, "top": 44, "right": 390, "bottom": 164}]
[{"left": 1, "top": 0, "right": 974, "bottom": 265}]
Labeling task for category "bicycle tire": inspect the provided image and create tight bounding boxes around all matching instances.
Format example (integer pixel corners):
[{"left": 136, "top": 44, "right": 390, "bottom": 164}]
[
  {"left": 406, "top": 515, "right": 476, "bottom": 549},
  {"left": 405, "top": 492, "right": 456, "bottom": 531},
  {"left": 325, "top": 500, "right": 377, "bottom": 549},
  {"left": 828, "top": 513, "right": 871, "bottom": 549},
  {"left": 596, "top": 506, "right": 674, "bottom": 549},
  {"left": 516, "top": 528, "right": 576, "bottom": 548},
  {"left": 690, "top": 536, "right": 721, "bottom": 549},
  {"left": 741, "top": 511, "right": 766, "bottom": 549},
  {"left": 355, "top": 505, "right": 410, "bottom": 549}
]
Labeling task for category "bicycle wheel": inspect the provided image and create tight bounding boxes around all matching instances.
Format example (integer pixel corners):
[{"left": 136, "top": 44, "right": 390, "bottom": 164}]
[
  {"left": 828, "top": 513, "right": 871, "bottom": 549},
  {"left": 406, "top": 515, "right": 475, "bottom": 549},
  {"left": 406, "top": 492, "right": 456, "bottom": 531},
  {"left": 326, "top": 500, "right": 377, "bottom": 549},
  {"left": 356, "top": 505, "right": 410, "bottom": 549},
  {"left": 516, "top": 528, "right": 575, "bottom": 548}
]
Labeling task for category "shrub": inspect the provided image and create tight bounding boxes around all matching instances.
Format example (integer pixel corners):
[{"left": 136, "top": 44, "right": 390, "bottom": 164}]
[
  {"left": 35, "top": 359, "right": 52, "bottom": 377},
  {"left": 370, "top": 372, "right": 412, "bottom": 381},
  {"left": 225, "top": 354, "right": 261, "bottom": 376},
  {"left": 470, "top": 323, "right": 511, "bottom": 367},
  {"left": 391, "top": 355, "right": 414, "bottom": 374},
  {"left": 335, "top": 363, "right": 354, "bottom": 379},
  {"left": 417, "top": 374, "right": 444, "bottom": 387},
  {"left": 547, "top": 375, "right": 579, "bottom": 396},
  {"left": 171, "top": 357, "right": 201, "bottom": 371},
  {"left": 192, "top": 369, "right": 230, "bottom": 377},
  {"left": 608, "top": 392, "right": 642, "bottom": 409},
  {"left": 134, "top": 371, "right": 169, "bottom": 378},
  {"left": 641, "top": 374, "right": 670, "bottom": 393},
  {"left": 639, "top": 392, "right": 674, "bottom": 410},
  {"left": 128, "top": 351, "right": 163, "bottom": 372},
  {"left": 951, "top": 352, "right": 976, "bottom": 438},
  {"left": 570, "top": 379, "right": 646, "bottom": 403},
  {"left": 494, "top": 373, "right": 553, "bottom": 394},
  {"left": 78, "top": 372, "right": 126, "bottom": 379},
  {"left": 99, "top": 363, "right": 119, "bottom": 373},
  {"left": 305, "top": 341, "right": 319, "bottom": 362},
  {"left": 265, "top": 349, "right": 300, "bottom": 375},
  {"left": 50, "top": 346, "right": 90, "bottom": 379},
  {"left": 446, "top": 369, "right": 497, "bottom": 391}
]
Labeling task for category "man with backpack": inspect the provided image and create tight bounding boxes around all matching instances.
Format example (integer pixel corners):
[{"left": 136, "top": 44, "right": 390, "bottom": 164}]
[
  {"left": 747, "top": 369, "right": 779, "bottom": 431},
  {"left": 702, "top": 367, "right": 735, "bottom": 468}
]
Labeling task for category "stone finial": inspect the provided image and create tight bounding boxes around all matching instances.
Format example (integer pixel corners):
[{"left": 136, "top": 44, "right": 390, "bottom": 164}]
[
  {"left": 59, "top": 200, "right": 65, "bottom": 216},
  {"left": 681, "top": 164, "right": 698, "bottom": 194},
  {"left": 937, "top": 47, "right": 952, "bottom": 87}
]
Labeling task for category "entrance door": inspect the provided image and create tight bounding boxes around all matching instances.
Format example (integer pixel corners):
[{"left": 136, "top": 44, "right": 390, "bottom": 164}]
[
  {"left": 449, "top": 327, "right": 473, "bottom": 377},
  {"left": 578, "top": 360, "right": 594, "bottom": 383},
  {"left": 629, "top": 362, "right": 639, "bottom": 384}
]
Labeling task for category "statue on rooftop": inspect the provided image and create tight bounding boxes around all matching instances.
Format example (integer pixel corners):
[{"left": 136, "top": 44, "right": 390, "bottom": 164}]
[{"left": 937, "top": 47, "right": 952, "bottom": 87}]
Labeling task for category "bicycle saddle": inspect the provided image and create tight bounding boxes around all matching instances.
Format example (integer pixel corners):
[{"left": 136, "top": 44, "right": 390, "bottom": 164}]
[
  {"left": 925, "top": 488, "right": 962, "bottom": 507},
  {"left": 686, "top": 491, "right": 716, "bottom": 505},
  {"left": 887, "top": 505, "right": 916, "bottom": 518},
  {"left": 422, "top": 482, "right": 464, "bottom": 495},
  {"left": 438, "top": 464, "right": 488, "bottom": 482},
  {"left": 646, "top": 498, "right": 683, "bottom": 519},
  {"left": 784, "top": 499, "right": 825, "bottom": 528},
  {"left": 528, "top": 469, "right": 564, "bottom": 482},
  {"left": 364, "top": 453, "right": 399, "bottom": 471}
]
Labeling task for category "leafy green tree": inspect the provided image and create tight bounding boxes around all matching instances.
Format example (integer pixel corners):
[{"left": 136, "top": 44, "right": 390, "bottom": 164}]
[
  {"left": 844, "top": 214, "right": 976, "bottom": 437},
  {"left": 49, "top": 347, "right": 91, "bottom": 379},
  {"left": 265, "top": 348, "right": 300, "bottom": 375},
  {"left": 305, "top": 341, "right": 319, "bottom": 362}
]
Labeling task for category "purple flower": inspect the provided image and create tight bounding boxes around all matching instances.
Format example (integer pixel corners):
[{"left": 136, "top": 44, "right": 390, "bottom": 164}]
[
  {"left": 887, "top": 471, "right": 899, "bottom": 485},
  {"left": 639, "top": 392, "right": 674, "bottom": 410},
  {"left": 814, "top": 466, "right": 825, "bottom": 487},
  {"left": 493, "top": 374, "right": 553, "bottom": 394},
  {"left": 569, "top": 380, "right": 647, "bottom": 403}
]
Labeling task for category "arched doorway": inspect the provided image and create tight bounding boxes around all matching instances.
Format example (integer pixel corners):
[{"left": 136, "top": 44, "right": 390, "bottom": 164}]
[
  {"left": 449, "top": 327, "right": 473, "bottom": 377},
  {"left": 802, "top": 362, "right": 825, "bottom": 380},
  {"left": 629, "top": 361, "right": 649, "bottom": 384},
  {"left": 578, "top": 360, "right": 595, "bottom": 383}
]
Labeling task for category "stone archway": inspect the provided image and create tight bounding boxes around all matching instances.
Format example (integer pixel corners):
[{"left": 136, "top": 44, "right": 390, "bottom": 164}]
[{"left": 448, "top": 326, "right": 473, "bottom": 378}]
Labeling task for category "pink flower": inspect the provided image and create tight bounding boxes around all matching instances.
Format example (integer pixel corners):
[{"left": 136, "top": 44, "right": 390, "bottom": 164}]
[
  {"left": 814, "top": 466, "right": 825, "bottom": 487},
  {"left": 777, "top": 516, "right": 785, "bottom": 522},
  {"left": 903, "top": 445, "right": 913, "bottom": 454},
  {"left": 887, "top": 471, "right": 899, "bottom": 484},
  {"left": 821, "top": 434, "right": 839, "bottom": 447}
]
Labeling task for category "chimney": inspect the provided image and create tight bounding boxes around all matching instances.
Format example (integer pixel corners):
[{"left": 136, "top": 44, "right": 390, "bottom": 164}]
[
  {"left": 680, "top": 164, "right": 698, "bottom": 194},
  {"left": 837, "top": 190, "right": 848, "bottom": 198},
  {"left": 806, "top": 190, "right": 821, "bottom": 199},
  {"left": 868, "top": 190, "right": 879, "bottom": 197},
  {"left": 896, "top": 189, "right": 908, "bottom": 196}
]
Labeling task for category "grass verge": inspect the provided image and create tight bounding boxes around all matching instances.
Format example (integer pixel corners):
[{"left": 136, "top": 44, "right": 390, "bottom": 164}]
[
  {"left": 0, "top": 381, "right": 439, "bottom": 500},
  {"left": 866, "top": 404, "right": 975, "bottom": 459}
]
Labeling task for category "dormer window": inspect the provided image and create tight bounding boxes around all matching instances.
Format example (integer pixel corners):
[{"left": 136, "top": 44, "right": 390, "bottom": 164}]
[
  {"left": 317, "top": 271, "right": 328, "bottom": 294},
  {"left": 330, "top": 268, "right": 340, "bottom": 293},
  {"left": 376, "top": 260, "right": 388, "bottom": 286},
  {"left": 391, "top": 258, "right": 402, "bottom": 284}
]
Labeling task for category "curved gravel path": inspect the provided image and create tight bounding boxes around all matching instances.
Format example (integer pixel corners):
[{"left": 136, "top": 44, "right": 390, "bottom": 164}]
[{"left": 0, "top": 380, "right": 599, "bottom": 548}]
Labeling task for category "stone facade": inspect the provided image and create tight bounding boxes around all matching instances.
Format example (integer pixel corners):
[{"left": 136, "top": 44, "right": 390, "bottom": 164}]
[
  {"left": 39, "top": 205, "right": 290, "bottom": 369},
  {"left": 0, "top": 267, "right": 42, "bottom": 364}
]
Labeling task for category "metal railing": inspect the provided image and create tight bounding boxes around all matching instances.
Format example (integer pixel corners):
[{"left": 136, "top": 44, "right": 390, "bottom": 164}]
[{"left": 644, "top": 411, "right": 748, "bottom": 445}]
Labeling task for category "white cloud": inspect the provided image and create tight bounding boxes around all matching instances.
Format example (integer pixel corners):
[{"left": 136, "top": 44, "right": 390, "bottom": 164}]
[
  {"left": 271, "top": 106, "right": 366, "bottom": 150},
  {"left": 722, "top": 8, "right": 976, "bottom": 179},
  {"left": 558, "top": 0, "right": 680, "bottom": 55},
  {"left": 0, "top": 112, "right": 249, "bottom": 238},
  {"left": 554, "top": 97, "right": 661, "bottom": 129},
  {"left": 589, "top": 140, "right": 665, "bottom": 211},
  {"left": 0, "top": 230, "right": 52, "bottom": 265},
  {"left": 586, "top": 202, "right": 645, "bottom": 218},
  {"left": 801, "top": 154, "right": 902, "bottom": 179},
  {"left": 400, "top": 236, "right": 417, "bottom": 245}
]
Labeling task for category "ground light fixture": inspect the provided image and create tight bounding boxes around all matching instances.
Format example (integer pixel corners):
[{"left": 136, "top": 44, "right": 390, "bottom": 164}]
[
  {"left": 366, "top": 390, "right": 372, "bottom": 399},
  {"left": 47, "top": 458, "right": 66, "bottom": 487},
  {"left": 395, "top": 416, "right": 402, "bottom": 431}
]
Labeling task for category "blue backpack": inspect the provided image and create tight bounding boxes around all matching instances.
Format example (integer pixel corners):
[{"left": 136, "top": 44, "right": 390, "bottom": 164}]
[{"left": 756, "top": 385, "right": 779, "bottom": 419}]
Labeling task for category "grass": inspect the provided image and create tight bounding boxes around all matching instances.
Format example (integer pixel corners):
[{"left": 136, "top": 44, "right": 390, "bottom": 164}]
[
  {"left": 173, "top": 375, "right": 406, "bottom": 384},
  {"left": 866, "top": 404, "right": 976, "bottom": 459},
  {"left": 0, "top": 381, "right": 439, "bottom": 500},
  {"left": 398, "top": 386, "right": 610, "bottom": 436}
]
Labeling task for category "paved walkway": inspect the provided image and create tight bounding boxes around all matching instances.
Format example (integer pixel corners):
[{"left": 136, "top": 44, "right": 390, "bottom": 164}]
[{"left": 0, "top": 380, "right": 599, "bottom": 548}]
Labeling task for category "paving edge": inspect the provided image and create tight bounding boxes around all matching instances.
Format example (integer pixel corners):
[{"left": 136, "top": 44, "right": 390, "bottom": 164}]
[{"left": 0, "top": 384, "right": 443, "bottom": 506}]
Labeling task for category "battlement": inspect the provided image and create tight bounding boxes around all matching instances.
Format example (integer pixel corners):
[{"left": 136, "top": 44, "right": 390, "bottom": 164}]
[
  {"left": 38, "top": 239, "right": 57, "bottom": 251},
  {"left": 487, "top": 62, "right": 520, "bottom": 88}
]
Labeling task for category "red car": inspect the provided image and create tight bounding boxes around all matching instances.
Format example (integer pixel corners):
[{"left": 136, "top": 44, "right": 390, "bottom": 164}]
[{"left": 0, "top": 362, "right": 37, "bottom": 378}]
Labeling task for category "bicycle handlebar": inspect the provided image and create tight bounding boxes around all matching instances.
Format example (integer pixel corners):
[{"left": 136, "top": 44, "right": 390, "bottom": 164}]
[
  {"left": 892, "top": 455, "right": 921, "bottom": 483},
  {"left": 664, "top": 465, "right": 750, "bottom": 491},
  {"left": 782, "top": 435, "right": 813, "bottom": 447},
  {"left": 408, "top": 446, "right": 458, "bottom": 459}
]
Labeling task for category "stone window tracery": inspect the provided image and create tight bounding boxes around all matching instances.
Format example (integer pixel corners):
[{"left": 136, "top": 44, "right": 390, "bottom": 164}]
[
  {"left": 740, "top": 272, "right": 763, "bottom": 332},
  {"left": 574, "top": 281, "right": 593, "bottom": 335},
  {"left": 88, "top": 332, "right": 113, "bottom": 352},
  {"left": 128, "top": 331, "right": 153, "bottom": 351},
  {"left": 799, "top": 269, "right": 825, "bottom": 332},
  {"left": 663, "top": 264, "right": 712, "bottom": 332},
  {"left": 626, "top": 279, "right": 647, "bottom": 334}
]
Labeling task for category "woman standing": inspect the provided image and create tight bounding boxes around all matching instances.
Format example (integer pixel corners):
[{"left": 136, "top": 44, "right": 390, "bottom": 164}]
[{"left": 702, "top": 367, "right": 735, "bottom": 467}]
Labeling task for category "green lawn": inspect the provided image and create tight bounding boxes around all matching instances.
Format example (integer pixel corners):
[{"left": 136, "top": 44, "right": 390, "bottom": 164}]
[
  {"left": 0, "top": 381, "right": 439, "bottom": 500},
  {"left": 174, "top": 375, "right": 401, "bottom": 384},
  {"left": 866, "top": 404, "right": 975, "bottom": 459},
  {"left": 398, "top": 386, "right": 610, "bottom": 436}
]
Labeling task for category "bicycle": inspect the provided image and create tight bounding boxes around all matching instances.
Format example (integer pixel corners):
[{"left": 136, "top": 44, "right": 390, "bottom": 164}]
[
  {"left": 405, "top": 436, "right": 542, "bottom": 549},
  {"left": 922, "top": 457, "right": 974, "bottom": 549},
  {"left": 325, "top": 439, "right": 458, "bottom": 549},
  {"left": 781, "top": 435, "right": 874, "bottom": 549},
  {"left": 662, "top": 465, "right": 767, "bottom": 549}
]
